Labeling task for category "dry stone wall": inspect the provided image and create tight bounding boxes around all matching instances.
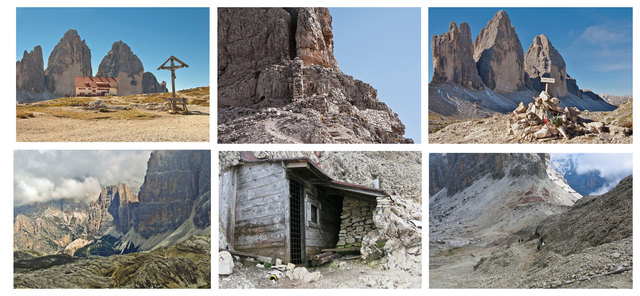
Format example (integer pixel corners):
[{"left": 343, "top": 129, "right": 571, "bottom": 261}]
[{"left": 336, "top": 197, "right": 376, "bottom": 248}]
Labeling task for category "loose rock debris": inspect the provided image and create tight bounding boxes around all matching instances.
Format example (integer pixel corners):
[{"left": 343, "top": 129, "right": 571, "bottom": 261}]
[{"left": 507, "top": 91, "right": 631, "bottom": 141}]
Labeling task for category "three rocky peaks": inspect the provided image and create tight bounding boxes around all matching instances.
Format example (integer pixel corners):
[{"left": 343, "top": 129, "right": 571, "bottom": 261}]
[
  {"left": 218, "top": 8, "right": 412, "bottom": 143},
  {"left": 431, "top": 10, "right": 607, "bottom": 102},
  {"left": 16, "top": 29, "right": 168, "bottom": 103}
]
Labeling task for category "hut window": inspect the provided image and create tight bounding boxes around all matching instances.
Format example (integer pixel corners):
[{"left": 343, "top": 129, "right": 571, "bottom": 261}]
[
  {"left": 310, "top": 204, "right": 318, "bottom": 223},
  {"left": 308, "top": 199, "right": 320, "bottom": 228}
]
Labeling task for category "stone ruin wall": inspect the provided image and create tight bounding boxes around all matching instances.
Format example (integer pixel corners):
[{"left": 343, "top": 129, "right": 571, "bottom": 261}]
[{"left": 336, "top": 197, "right": 376, "bottom": 248}]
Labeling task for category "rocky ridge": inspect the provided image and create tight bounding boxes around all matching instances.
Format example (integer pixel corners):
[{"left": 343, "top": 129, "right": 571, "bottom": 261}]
[
  {"left": 44, "top": 29, "right": 92, "bottom": 97},
  {"left": 524, "top": 34, "right": 571, "bottom": 97},
  {"left": 429, "top": 153, "right": 632, "bottom": 288},
  {"left": 14, "top": 151, "right": 211, "bottom": 257},
  {"left": 429, "top": 10, "right": 617, "bottom": 120},
  {"left": 95, "top": 42, "right": 166, "bottom": 95},
  {"left": 14, "top": 199, "right": 90, "bottom": 255},
  {"left": 429, "top": 153, "right": 579, "bottom": 248},
  {"left": 14, "top": 235, "right": 211, "bottom": 288},
  {"left": 133, "top": 150, "right": 211, "bottom": 240},
  {"left": 14, "top": 151, "right": 212, "bottom": 288},
  {"left": 431, "top": 22, "right": 484, "bottom": 90},
  {"left": 87, "top": 183, "right": 138, "bottom": 236},
  {"left": 218, "top": 8, "right": 412, "bottom": 143},
  {"left": 16, "top": 46, "right": 47, "bottom": 99},
  {"left": 17, "top": 30, "right": 168, "bottom": 103},
  {"left": 142, "top": 71, "right": 168, "bottom": 93},
  {"left": 473, "top": 10, "right": 525, "bottom": 93},
  {"left": 468, "top": 175, "right": 632, "bottom": 288},
  {"left": 537, "top": 175, "right": 632, "bottom": 256}
]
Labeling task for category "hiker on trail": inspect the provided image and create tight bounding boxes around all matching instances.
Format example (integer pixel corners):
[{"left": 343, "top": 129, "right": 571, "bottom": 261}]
[{"left": 537, "top": 237, "right": 544, "bottom": 252}]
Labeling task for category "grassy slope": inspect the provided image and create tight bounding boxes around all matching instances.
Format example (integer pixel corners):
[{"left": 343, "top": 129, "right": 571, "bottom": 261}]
[{"left": 17, "top": 86, "right": 209, "bottom": 120}]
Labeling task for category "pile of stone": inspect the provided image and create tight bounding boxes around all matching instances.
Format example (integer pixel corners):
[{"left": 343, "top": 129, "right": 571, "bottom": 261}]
[
  {"left": 336, "top": 197, "right": 376, "bottom": 248},
  {"left": 507, "top": 91, "right": 626, "bottom": 141}
]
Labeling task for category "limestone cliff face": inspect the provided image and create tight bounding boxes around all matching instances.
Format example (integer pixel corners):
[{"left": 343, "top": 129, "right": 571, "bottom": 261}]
[
  {"left": 142, "top": 72, "right": 168, "bottom": 93},
  {"left": 218, "top": 8, "right": 412, "bottom": 143},
  {"left": 87, "top": 183, "right": 138, "bottom": 236},
  {"left": 96, "top": 41, "right": 144, "bottom": 95},
  {"left": 524, "top": 34, "right": 569, "bottom": 97},
  {"left": 13, "top": 199, "right": 90, "bottom": 255},
  {"left": 473, "top": 10, "right": 525, "bottom": 93},
  {"left": 431, "top": 22, "right": 484, "bottom": 90},
  {"left": 295, "top": 8, "right": 339, "bottom": 68},
  {"left": 135, "top": 150, "right": 211, "bottom": 237},
  {"left": 16, "top": 46, "right": 46, "bottom": 93},
  {"left": 44, "top": 29, "right": 92, "bottom": 96},
  {"left": 429, "top": 153, "right": 550, "bottom": 197}
]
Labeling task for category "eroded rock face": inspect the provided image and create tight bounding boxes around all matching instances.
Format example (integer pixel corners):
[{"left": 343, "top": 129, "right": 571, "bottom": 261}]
[
  {"left": 524, "top": 35, "right": 569, "bottom": 97},
  {"left": 135, "top": 150, "right": 211, "bottom": 237},
  {"left": 13, "top": 199, "right": 90, "bottom": 255},
  {"left": 142, "top": 72, "right": 168, "bottom": 93},
  {"left": 431, "top": 22, "right": 484, "bottom": 89},
  {"left": 295, "top": 8, "right": 339, "bottom": 68},
  {"left": 87, "top": 183, "right": 138, "bottom": 235},
  {"left": 429, "top": 153, "right": 549, "bottom": 196},
  {"left": 218, "top": 8, "right": 292, "bottom": 91},
  {"left": 473, "top": 10, "right": 525, "bottom": 93},
  {"left": 44, "top": 29, "right": 92, "bottom": 96},
  {"left": 218, "top": 8, "right": 412, "bottom": 143},
  {"left": 16, "top": 46, "right": 46, "bottom": 94},
  {"left": 96, "top": 41, "right": 144, "bottom": 95},
  {"left": 537, "top": 175, "right": 632, "bottom": 256}
]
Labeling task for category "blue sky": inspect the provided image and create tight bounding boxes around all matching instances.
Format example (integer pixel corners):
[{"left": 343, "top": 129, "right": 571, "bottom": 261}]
[
  {"left": 16, "top": 7, "right": 209, "bottom": 91},
  {"left": 330, "top": 7, "right": 421, "bottom": 143},
  {"left": 429, "top": 8, "right": 632, "bottom": 96}
]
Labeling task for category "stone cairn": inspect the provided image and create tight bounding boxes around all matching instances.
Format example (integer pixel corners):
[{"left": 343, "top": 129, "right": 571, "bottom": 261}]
[
  {"left": 507, "top": 91, "right": 628, "bottom": 141},
  {"left": 336, "top": 197, "right": 376, "bottom": 248}
]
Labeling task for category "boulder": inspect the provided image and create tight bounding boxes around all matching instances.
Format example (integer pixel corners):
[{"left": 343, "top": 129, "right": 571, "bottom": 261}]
[
  {"left": 291, "top": 267, "right": 322, "bottom": 282},
  {"left": 431, "top": 22, "right": 484, "bottom": 89},
  {"left": 219, "top": 251, "right": 234, "bottom": 275},
  {"left": 515, "top": 102, "right": 527, "bottom": 113},
  {"left": 473, "top": 10, "right": 525, "bottom": 93}
]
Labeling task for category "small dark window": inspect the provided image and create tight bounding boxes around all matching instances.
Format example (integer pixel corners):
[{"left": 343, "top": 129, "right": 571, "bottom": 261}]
[{"left": 310, "top": 204, "right": 318, "bottom": 224}]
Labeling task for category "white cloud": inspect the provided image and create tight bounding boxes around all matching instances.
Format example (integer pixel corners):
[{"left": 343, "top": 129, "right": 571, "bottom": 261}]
[
  {"left": 14, "top": 150, "right": 151, "bottom": 206},
  {"left": 551, "top": 153, "right": 632, "bottom": 196},
  {"left": 572, "top": 153, "right": 632, "bottom": 180},
  {"left": 578, "top": 25, "right": 625, "bottom": 44}
]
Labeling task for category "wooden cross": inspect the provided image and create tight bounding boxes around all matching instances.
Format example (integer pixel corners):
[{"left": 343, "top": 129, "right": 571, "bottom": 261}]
[{"left": 158, "top": 56, "right": 189, "bottom": 112}]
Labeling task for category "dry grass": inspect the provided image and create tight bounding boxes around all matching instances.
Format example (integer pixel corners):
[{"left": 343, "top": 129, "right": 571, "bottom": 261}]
[
  {"left": 16, "top": 86, "right": 209, "bottom": 120},
  {"left": 17, "top": 106, "right": 159, "bottom": 120}
]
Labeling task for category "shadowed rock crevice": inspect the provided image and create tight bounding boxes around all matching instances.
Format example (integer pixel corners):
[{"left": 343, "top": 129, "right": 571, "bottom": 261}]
[{"left": 284, "top": 8, "right": 299, "bottom": 59}]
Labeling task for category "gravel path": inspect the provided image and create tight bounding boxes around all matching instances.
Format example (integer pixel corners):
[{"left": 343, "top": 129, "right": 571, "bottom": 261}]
[{"left": 17, "top": 105, "right": 209, "bottom": 142}]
